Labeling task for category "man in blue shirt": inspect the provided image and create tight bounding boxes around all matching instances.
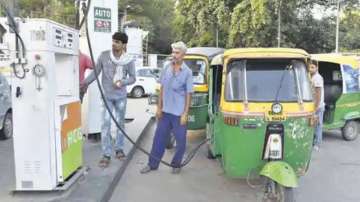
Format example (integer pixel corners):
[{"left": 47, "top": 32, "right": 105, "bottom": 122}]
[{"left": 141, "top": 41, "right": 193, "bottom": 174}]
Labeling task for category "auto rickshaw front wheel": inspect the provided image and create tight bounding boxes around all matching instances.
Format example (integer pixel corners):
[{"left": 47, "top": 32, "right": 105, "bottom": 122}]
[
  {"left": 262, "top": 179, "right": 295, "bottom": 202},
  {"left": 342, "top": 121, "right": 360, "bottom": 141}
]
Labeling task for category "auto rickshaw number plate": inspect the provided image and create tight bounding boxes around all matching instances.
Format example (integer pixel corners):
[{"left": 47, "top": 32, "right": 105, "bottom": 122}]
[{"left": 265, "top": 112, "right": 287, "bottom": 122}]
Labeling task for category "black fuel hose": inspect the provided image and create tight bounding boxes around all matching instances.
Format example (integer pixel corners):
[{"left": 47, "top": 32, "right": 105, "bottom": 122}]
[
  {"left": 83, "top": 0, "right": 209, "bottom": 168},
  {"left": 0, "top": 2, "right": 27, "bottom": 79},
  {"left": 78, "top": 0, "right": 91, "bottom": 30}
]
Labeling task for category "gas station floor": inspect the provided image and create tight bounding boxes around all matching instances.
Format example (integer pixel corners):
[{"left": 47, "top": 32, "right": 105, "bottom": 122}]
[
  {"left": 0, "top": 98, "right": 154, "bottom": 202},
  {"left": 109, "top": 129, "right": 360, "bottom": 202},
  {"left": 109, "top": 125, "right": 261, "bottom": 202}
]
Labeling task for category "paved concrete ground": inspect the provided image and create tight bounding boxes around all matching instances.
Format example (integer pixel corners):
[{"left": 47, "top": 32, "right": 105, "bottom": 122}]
[
  {"left": 110, "top": 128, "right": 261, "bottom": 202},
  {"left": 0, "top": 138, "right": 15, "bottom": 201},
  {"left": 110, "top": 128, "right": 360, "bottom": 202},
  {"left": 297, "top": 131, "right": 360, "bottom": 202},
  {"left": 2, "top": 98, "right": 360, "bottom": 202},
  {"left": 0, "top": 98, "right": 153, "bottom": 202}
]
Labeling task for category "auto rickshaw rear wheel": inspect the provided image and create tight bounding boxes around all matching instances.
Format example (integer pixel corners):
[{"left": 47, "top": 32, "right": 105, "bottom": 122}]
[
  {"left": 262, "top": 179, "right": 295, "bottom": 202},
  {"left": 342, "top": 121, "right": 360, "bottom": 141}
]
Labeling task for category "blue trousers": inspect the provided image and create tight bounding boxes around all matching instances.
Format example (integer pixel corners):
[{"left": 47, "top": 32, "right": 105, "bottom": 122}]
[
  {"left": 101, "top": 98, "right": 126, "bottom": 157},
  {"left": 314, "top": 107, "right": 325, "bottom": 146},
  {"left": 148, "top": 112, "right": 187, "bottom": 169}
]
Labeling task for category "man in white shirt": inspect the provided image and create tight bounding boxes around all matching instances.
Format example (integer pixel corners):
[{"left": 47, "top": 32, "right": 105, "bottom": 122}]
[{"left": 309, "top": 62, "right": 325, "bottom": 151}]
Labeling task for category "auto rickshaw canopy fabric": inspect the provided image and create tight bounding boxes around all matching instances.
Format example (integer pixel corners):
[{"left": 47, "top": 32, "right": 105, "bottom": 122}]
[{"left": 311, "top": 54, "right": 359, "bottom": 69}]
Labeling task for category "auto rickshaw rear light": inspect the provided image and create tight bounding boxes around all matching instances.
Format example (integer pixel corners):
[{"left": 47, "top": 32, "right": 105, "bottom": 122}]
[{"left": 224, "top": 116, "right": 239, "bottom": 126}]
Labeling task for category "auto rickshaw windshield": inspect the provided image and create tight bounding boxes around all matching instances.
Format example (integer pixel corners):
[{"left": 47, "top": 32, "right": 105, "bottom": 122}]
[
  {"left": 184, "top": 59, "right": 207, "bottom": 84},
  {"left": 225, "top": 59, "right": 312, "bottom": 102}
]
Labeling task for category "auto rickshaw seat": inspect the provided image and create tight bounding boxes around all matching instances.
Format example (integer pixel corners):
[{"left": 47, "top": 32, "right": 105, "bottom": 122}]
[{"left": 324, "top": 84, "right": 342, "bottom": 107}]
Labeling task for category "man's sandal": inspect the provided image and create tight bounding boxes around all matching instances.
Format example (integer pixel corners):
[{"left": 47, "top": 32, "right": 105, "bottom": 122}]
[
  {"left": 115, "top": 150, "right": 126, "bottom": 160},
  {"left": 99, "top": 156, "right": 111, "bottom": 168}
]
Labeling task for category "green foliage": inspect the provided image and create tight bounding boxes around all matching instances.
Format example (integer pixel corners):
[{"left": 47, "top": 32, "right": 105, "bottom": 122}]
[
  {"left": 174, "top": 0, "right": 359, "bottom": 53},
  {"left": 4, "top": 0, "right": 359, "bottom": 53},
  {"left": 17, "top": 0, "right": 76, "bottom": 27},
  {"left": 228, "top": 0, "right": 271, "bottom": 47},
  {"left": 340, "top": 8, "right": 360, "bottom": 51},
  {"left": 119, "top": 0, "right": 175, "bottom": 54},
  {"left": 173, "top": 0, "right": 230, "bottom": 47},
  {"left": 7, "top": 0, "right": 175, "bottom": 53},
  {"left": 286, "top": 15, "right": 335, "bottom": 53}
]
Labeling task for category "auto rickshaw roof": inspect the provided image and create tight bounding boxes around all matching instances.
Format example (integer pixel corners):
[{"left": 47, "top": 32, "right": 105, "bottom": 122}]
[
  {"left": 224, "top": 48, "right": 309, "bottom": 59},
  {"left": 186, "top": 47, "right": 225, "bottom": 60},
  {"left": 311, "top": 54, "right": 359, "bottom": 69},
  {"left": 210, "top": 54, "right": 223, "bottom": 66}
]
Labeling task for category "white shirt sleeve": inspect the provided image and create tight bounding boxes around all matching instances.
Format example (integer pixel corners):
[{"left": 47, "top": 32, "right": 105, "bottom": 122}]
[{"left": 313, "top": 74, "right": 324, "bottom": 88}]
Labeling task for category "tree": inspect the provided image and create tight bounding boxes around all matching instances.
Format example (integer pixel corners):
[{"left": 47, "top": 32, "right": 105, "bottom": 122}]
[
  {"left": 340, "top": 8, "right": 360, "bottom": 51},
  {"left": 174, "top": 0, "right": 229, "bottom": 47},
  {"left": 174, "top": 0, "right": 359, "bottom": 53},
  {"left": 119, "top": 0, "right": 175, "bottom": 54},
  {"left": 17, "top": 0, "right": 76, "bottom": 27},
  {"left": 228, "top": 0, "right": 272, "bottom": 47}
]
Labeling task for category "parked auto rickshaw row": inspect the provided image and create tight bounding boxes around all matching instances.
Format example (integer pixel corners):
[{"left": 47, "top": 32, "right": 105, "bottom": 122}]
[
  {"left": 151, "top": 48, "right": 360, "bottom": 139},
  {"left": 149, "top": 47, "right": 360, "bottom": 201}
]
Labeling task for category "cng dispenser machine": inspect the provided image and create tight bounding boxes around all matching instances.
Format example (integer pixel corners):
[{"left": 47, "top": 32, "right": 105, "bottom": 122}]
[{"left": 1, "top": 18, "right": 83, "bottom": 191}]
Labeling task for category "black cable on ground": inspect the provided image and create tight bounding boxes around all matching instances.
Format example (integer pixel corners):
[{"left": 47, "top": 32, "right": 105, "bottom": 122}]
[{"left": 83, "top": 0, "right": 208, "bottom": 169}]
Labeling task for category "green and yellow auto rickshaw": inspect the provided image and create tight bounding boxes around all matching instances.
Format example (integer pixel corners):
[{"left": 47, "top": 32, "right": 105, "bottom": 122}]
[
  {"left": 207, "top": 48, "right": 316, "bottom": 201},
  {"left": 149, "top": 47, "right": 224, "bottom": 130},
  {"left": 184, "top": 47, "right": 224, "bottom": 130},
  {"left": 311, "top": 54, "right": 360, "bottom": 141}
]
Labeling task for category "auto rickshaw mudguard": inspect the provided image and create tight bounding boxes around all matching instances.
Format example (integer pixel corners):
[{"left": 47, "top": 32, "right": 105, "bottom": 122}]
[
  {"left": 260, "top": 161, "right": 298, "bottom": 188},
  {"left": 344, "top": 111, "right": 360, "bottom": 121}
]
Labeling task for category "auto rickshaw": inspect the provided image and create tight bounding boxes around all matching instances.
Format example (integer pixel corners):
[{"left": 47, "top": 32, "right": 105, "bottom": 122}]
[
  {"left": 311, "top": 54, "right": 360, "bottom": 141},
  {"left": 207, "top": 48, "right": 316, "bottom": 201},
  {"left": 184, "top": 47, "right": 224, "bottom": 130}
]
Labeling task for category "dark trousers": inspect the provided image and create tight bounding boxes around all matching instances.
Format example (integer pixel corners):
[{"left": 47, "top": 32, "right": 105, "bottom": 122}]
[{"left": 148, "top": 112, "right": 187, "bottom": 169}]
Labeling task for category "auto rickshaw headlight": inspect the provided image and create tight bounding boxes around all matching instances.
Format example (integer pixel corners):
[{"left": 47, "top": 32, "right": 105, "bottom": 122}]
[{"left": 271, "top": 103, "right": 283, "bottom": 114}]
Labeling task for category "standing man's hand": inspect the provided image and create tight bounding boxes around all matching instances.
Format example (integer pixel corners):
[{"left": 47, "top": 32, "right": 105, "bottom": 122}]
[
  {"left": 180, "top": 112, "right": 188, "bottom": 125},
  {"left": 156, "top": 108, "right": 163, "bottom": 120},
  {"left": 114, "top": 80, "right": 122, "bottom": 89},
  {"left": 80, "top": 82, "right": 88, "bottom": 102}
]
